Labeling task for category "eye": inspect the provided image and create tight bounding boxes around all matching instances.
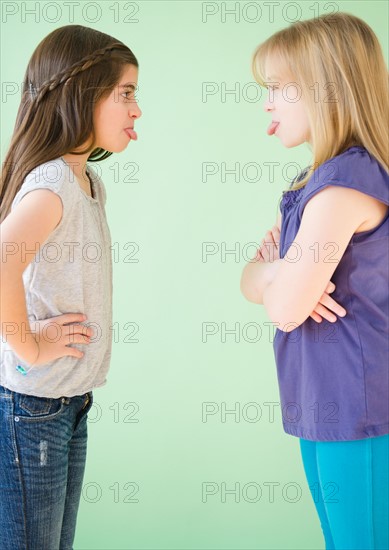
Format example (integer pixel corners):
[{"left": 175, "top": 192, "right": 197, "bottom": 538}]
[{"left": 122, "top": 91, "right": 133, "bottom": 100}]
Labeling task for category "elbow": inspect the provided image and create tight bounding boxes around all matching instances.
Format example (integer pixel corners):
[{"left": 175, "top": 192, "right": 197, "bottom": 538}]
[
  {"left": 263, "top": 294, "right": 306, "bottom": 332},
  {"left": 278, "top": 301, "right": 314, "bottom": 331},
  {"left": 278, "top": 317, "right": 303, "bottom": 332},
  {"left": 240, "top": 282, "right": 260, "bottom": 304},
  {"left": 262, "top": 306, "right": 287, "bottom": 331},
  {"left": 240, "top": 271, "right": 262, "bottom": 305},
  {"left": 277, "top": 310, "right": 307, "bottom": 332}
]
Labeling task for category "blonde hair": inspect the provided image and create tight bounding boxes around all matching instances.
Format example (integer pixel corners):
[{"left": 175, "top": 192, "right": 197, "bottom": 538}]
[{"left": 252, "top": 12, "right": 389, "bottom": 190}]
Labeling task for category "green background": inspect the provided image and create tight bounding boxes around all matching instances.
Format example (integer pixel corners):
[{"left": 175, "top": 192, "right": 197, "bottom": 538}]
[{"left": 1, "top": 1, "right": 387, "bottom": 549}]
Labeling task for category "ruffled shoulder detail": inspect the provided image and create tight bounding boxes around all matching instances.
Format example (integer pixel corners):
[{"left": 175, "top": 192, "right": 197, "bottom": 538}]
[
  {"left": 280, "top": 165, "right": 311, "bottom": 213},
  {"left": 281, "top": 187, "right": 304, "bottom": 213}
]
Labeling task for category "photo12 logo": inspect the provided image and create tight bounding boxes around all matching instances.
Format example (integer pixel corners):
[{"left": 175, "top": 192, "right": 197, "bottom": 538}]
[
  {"left": 1, "top": 2, "right": 140, "bottom": 24},
  {"left": 201, "top": 2, "right": 340, "bottom": 24}
]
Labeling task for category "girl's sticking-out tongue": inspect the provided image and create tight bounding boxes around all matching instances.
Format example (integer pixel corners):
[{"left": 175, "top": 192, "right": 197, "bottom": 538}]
[{"left": 267, "top": 121, "right": 279, "bottom": 135}]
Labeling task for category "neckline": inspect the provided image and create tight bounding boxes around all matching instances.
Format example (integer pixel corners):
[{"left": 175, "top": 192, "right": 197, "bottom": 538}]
[
  {"left": 282, "top": 186, "right": 304, "bottom": 195},
  {"left": 347, "top": 145, "right": 365, "bottom": 151},
  {"left": 59, "top": 156, "right": 98, "bottom": 203}
]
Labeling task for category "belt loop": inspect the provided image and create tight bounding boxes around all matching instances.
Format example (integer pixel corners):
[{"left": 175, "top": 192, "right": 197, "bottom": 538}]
[{"left": 82, "top": 393, "right": 90, "bottom": 409}]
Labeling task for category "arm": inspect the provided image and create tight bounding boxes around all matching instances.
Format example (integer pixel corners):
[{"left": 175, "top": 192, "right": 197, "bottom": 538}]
[
  {"left": 240, "top": 258, "right": 283, "bottom": 304},
  {"left": 0, "top": 189, "right": 90, "bottom": 366},
  {"left": 240, "top": 208, "right": 282, "bottom": 304},
  {"left": 262, "top": 185, "right": 370, "bottom": 331}
]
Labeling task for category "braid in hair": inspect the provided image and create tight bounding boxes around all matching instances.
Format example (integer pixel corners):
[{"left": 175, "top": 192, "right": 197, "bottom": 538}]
[{"left": 28, "top": 42, "right": 127, "bottom": 105}]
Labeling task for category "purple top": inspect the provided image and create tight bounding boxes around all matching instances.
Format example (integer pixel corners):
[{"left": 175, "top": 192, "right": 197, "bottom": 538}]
[{"left": 273, "top": 146, "right": 389, "bottom": 441}]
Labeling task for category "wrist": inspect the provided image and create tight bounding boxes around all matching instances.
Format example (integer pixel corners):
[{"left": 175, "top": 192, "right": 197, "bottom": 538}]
[
  {"left": 29, "top": 341, "right": 40, "bottom": 366},
  {"left": 15, "top": 339, "right": 40, "bottom": 376},
  {"left": 18, "top": 338, "right": 40, "bottom": 366}
]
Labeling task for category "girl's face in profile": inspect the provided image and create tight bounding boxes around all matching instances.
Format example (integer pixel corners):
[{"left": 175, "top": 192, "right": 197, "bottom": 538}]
[
  {"left": 263, "top": 59, "right": 311, "bottom": 148},
  {"left": 93, "top": 64, "right": 142, "bottom": 152}
]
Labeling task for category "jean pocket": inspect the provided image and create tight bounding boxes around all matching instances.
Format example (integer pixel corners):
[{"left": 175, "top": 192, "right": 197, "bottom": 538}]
[{"left": 14, "top": 392, "right": 66, "bottom": 421}]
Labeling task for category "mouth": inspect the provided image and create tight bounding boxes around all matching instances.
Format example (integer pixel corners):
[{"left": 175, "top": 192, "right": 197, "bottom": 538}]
[{"left": 124, "top": 127, "right": 138, "bottom": 140}]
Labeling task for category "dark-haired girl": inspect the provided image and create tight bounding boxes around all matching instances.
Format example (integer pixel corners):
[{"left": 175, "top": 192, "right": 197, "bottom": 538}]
[{"left": 0, "top": 25, "right": 141, "bottom": 549}]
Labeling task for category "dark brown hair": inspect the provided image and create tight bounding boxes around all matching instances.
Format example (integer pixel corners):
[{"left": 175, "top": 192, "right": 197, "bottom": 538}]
[{"left": 0, "top": 24, "right": 138, "bottom": 222}]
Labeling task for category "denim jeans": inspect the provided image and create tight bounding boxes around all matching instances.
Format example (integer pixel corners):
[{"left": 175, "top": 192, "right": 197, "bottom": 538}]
[{"left": 0, "top": 384, "right": 94, "bottom": 550}]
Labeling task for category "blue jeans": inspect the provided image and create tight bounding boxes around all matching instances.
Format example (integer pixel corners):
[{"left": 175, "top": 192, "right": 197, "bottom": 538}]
[
  {"left": 0, "top": 384, "right": 94, "bottom": 550},
  {"left": 300, "top": 434, "right": 389, "bottom": 550}
]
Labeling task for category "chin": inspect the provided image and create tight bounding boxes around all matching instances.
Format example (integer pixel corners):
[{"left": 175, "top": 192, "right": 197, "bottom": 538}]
[
  {"left": 282, "top": 137, "right": 306, "bottom": 148},
  {"left": 106, "top": 143, "right": 128, "bottom": 153}
]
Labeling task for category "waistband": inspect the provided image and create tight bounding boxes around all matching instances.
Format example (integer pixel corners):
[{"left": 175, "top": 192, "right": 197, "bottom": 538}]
[{"left": 0, "top": 384, "right": 92, "bottom": 401}]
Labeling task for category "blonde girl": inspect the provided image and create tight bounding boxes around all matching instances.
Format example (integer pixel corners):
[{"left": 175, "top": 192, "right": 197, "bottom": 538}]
[{"left": 241, "top": 12, "right": 388, "bottom": 549}]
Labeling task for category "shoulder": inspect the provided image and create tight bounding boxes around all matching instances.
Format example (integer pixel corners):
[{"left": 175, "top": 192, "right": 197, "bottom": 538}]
[
  {"left": 12, "top": 157, "right": 75, "bottom": 211},
  {"left": 312, "top": 146, "right": 383, "bottom": 182},
  {"left": 27, "top": 157, "right": 69, "bottom": 190},
  {"left": 300, "top": 146, "right": 389, "bottom": 215}
]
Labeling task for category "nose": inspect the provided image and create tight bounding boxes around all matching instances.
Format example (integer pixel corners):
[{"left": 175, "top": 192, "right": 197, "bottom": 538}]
[
  {"left": 263, "top": 99, "right": 274, "bottom": 113},
  {"left": 129, "top": 100, "right": 142, "bottom": 119},
  {"left": 263, "top": 88, "right": 274, "bottom": 113}
]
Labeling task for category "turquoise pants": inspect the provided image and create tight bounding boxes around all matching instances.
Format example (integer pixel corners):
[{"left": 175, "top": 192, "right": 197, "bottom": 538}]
[{"left": 300, "top": 434, "right": 389, "bottom": 549}]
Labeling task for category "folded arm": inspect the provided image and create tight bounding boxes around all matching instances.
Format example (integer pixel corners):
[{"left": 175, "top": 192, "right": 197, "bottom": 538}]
[
  {"left": 240, "top": 207, "right": 283, "bottom": 304},
  {"left": 262, "top": 185, "right": 371, "bottom": 332}
]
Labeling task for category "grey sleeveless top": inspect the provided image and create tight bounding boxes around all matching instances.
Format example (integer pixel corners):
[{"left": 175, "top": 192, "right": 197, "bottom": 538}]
[{"left": 0, "top": 156, "right": 113, "bottom": 398}]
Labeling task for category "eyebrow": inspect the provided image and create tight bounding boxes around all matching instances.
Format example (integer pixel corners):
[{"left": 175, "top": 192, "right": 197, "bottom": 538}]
[
  {"left": 266, "top": 75, "right": 281, "bottom": 80},
  {"left": 119, "top": 83, "right": 136, "bottom": 91}
]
